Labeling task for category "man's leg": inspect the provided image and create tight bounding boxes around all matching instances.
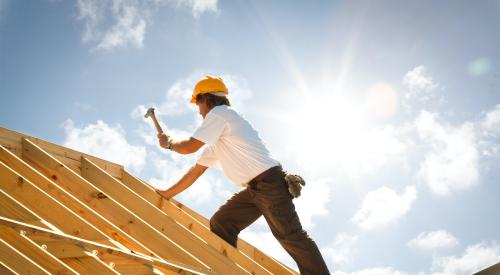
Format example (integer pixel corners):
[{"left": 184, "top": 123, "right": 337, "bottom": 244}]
[
  {"left": 209, "top": 188, "right": 262, "bottom": 247},
  {"left": 253, "top": 177, "right": 330, "bottom": 275}
]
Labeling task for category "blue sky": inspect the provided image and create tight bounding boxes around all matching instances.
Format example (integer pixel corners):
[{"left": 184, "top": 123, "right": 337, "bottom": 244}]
[{"left": 1, "top": 0, "right": 500, "bottom": 274}]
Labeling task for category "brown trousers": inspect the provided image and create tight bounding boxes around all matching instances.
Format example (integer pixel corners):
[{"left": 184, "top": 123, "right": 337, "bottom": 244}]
[{"left": 209, "top": 167, "right": 331, "bottom": 275}]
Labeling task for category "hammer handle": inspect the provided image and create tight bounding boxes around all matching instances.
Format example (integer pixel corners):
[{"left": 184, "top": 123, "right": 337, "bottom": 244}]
[{"left": 150, "top": 114, "right": 164, "bottom": 134}]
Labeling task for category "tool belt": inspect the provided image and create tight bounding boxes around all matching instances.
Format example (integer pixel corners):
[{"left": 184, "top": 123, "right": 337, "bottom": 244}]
[
  {"left": 285, "top": 173, "right": 306, "bottom": 198},
  {"left": 246, "top": 166, "right": 283, "bottom": 189},
  {"left": 246, "top": 166, "right": 306, "bottom": 199}
]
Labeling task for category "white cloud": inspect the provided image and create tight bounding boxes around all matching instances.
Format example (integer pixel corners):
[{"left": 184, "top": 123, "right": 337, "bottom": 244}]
[
  {"left": 403, "top": 65, "right": 438, "bottom": 102},
  {"left": 175, "top": 0, "right": 219, "bottom": 18},
  {"left": 322, "top": 233, "right": 358, "bottom": 267},
  {"left": 153, "top": 73, "right": 254, "bottom": 117},
  {"left": 76, "top": 0, "right": 219, "bottom": 51},
  {"left": 130, "top": 104, "right": 189, "bottom": 146},
  {"left": 431, "top": 242, "right": 500, "bottom": 275},
  {"left": 408, "top": 230, "right": 459, "bottom": 250},
  {"left": 294, "top": 177, "right": 332, "bottom": 229},
  {"left": 479, "top": 104, "right": 500, "bottom": 156},
  {"left": 340, "top": 125, "right": 408, "bottom": 178},
  {"left": 96, "top": 2, "right": 147, "bottom": 50},
  {"left": 416, "top": 111, "right": 479, "bottom": 196},
  {"left": 62, "top": 119, "right": 146, "bottom": 173},
  {"left": 352, "top": 185, "right": 417, "bottom": 230},
  {"left": 147, "top": 149, "right": 235, "bottom": 205},
  {"left": 332, "top": 267, "right": 409, "bottom": 275},
  {"left": 290, "top": 93, "right": 410, "bottom": 179},
  {"left": 77, "top": 0, "right": 106, "bottom": 43},
  {"left": 219, "top": 74, "right": 253, "bottom": 111},
  {"left": 481, "top": 104, "right": 500, "bottom": 137},
  {"left": 239, "top": 230, "right": 297, "bottom": 271},
  {"left": 158, "top": 76, "right": 200, "bottom": 117}
]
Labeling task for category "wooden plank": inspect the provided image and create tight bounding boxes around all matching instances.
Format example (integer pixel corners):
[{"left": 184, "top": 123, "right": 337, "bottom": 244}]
[
  {"left": 0, "top": 238, "right": 50, "bottom": 274},
  {"left": 62, "top": 257, "right": 118, "bottom": 275},
  {"left": 39, "top": 240, "right": 87, "bottom": 259},
  {"left": 1, "top": 217, "right": 210, "bottom": 275},
  {"left": 43, "top": 244, "right": 154, "bottom": 274},
  {"left": 171, "top": 201, "right": 298, "bottom": 275},
  {"left": 40, "top": 240, "right": 178, "bottom": 274},
  {"left": 0, "top": 190, "right": 47, "bottom": 228},
  {"left": 0, "top": 263, "right": 18, "bottom": 275},
  {"left": 81, "top": 157, "right": 249, "bottom": 275},
  {"left": 0, "top": 127, "right": 122, "bottom": 179},
  {"left": 21, "top": 138, "right": 213, "bottom": 272},
  {"left": 120, "top": 171, "right": 277, "bottom": 275},
  {"left": 0, "top": 226, "right": 78, "bottom": 274},
  {"left": 0, "top": 160, "right": 111, "bottom": 244},
  {"left": 1, "top": 127, "right": 296, "bottom": 273},
  {"left": 0, "top": 144, "right": 154, "bottom": 255},
  {"left": 122, "top": 171, "right": 298, "bottom": 274},
  {"left": 474, "top": 262, "right": 500, "bottom": 275},
  {"left": 172, "top": 196, "right": 298, "bottom": 274},
  {"left": 97, "top": 254, "right": 159, "bottom": 275},
  {"left": 0, "top": 128, "right": 23, "bottom": 156}
]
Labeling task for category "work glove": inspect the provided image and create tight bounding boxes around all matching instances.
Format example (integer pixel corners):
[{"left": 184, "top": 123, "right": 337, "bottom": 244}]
[{"left": 285, "top": 173, "right": 306, "bottom": 198}]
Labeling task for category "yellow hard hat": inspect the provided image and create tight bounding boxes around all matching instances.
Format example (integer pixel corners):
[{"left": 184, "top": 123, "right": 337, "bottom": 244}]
[{"left": 191, "top": 76, "right": 229, "bottom": 104}]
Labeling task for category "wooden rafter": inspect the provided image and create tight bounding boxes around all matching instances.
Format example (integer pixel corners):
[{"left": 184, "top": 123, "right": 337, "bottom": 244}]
[
  {"left": 0, "top": 160, "right": 110, "bottom": 243},
  {"left": 122, "top": 171, "right": 298, "bottom": 274},
  {"left": 81, "top": 157, "right": 250, "bottom": 275},
  {"left": 0, "top": 126, "right": 299, "bottom": 274},
  {"left": 0, "top": 143, "right": 156, "bottom": 256},
  {"left": 19, "top": 138, "right": 212, "bottom": 271},
  {"left": 0, "top": 217, "right": 210, "bottom": 275}
]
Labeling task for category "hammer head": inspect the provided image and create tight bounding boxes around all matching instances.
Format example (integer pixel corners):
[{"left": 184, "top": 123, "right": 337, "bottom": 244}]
[{"left": 144, "top": 107, "right": 156, "bottom": 118}]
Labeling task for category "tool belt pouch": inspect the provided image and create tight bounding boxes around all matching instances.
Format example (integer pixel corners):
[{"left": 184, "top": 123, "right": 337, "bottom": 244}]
[{"left": 285, "top": 173, "right": 306, "bottom": 198}]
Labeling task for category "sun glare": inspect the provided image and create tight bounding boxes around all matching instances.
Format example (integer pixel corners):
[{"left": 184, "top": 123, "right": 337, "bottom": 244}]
[{"left": 289, "top": 83, "right": 403, "bottom": 178}]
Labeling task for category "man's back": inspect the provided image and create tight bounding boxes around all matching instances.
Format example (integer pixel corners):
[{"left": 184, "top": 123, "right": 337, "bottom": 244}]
[{"left": 193, "top": 105, "right": 279, "bottom": 186}]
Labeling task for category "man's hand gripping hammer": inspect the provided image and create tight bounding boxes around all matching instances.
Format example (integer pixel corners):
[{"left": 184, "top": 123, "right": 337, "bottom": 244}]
[{"left": 144, "top": 107, "right": 164, "bottom": 135}]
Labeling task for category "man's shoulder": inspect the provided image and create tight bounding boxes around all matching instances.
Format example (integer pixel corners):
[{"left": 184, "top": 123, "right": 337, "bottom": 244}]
[{"left": 210, "top": 105, "right": 236, "bottom": 118}]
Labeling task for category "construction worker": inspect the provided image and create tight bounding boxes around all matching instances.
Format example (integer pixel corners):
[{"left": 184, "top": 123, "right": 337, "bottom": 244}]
[{"left": 156, "top": 76, "right": 330, "bottom": 274}]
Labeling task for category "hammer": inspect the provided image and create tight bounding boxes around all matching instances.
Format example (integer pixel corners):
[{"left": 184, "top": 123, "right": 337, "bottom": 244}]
[{"left": 144, "top": 107, "right": 164, "bottom": 134}]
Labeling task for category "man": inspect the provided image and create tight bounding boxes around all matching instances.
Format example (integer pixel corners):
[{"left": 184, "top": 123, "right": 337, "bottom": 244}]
[{"left": 156, "top": 76, "right": 330, "bottom": 274}]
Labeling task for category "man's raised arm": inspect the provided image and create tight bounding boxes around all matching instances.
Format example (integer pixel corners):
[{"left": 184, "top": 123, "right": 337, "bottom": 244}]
[{"left": 158, "top": 133, "right": 205, "bottom": 155}]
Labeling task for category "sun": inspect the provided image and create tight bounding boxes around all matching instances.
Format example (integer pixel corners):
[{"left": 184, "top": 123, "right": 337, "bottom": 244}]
[{"left": 286, "top": 83, "right": 403, "bottom": 178}]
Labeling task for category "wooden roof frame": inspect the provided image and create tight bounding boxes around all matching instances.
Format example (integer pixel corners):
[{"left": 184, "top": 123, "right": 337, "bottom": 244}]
[{"left": 0, "top": 126, "right": 297, "bottom": 274}]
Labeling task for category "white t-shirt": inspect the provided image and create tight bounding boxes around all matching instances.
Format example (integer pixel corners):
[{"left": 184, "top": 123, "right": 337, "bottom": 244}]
[{"left": 192, "top": 105, "right": 279, "bottom": 186}]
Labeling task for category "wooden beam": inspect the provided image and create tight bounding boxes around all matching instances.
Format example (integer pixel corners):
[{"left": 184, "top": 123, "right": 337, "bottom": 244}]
[
  {"left": 0, "top": 144, "right": 155, "bottom": 255},
  {"left": 0, "top": 190, "right": 47, "bottom": 228},
  {"left": 122, "top": 171, "right": 298, "bottom": 274},
  {"left": 0, "top": 160, "right": 111, "bottom": 245},
  {"left": 0, "top": 217, "right": 211, "bottom": 275},
  {"left": 20, "top": 138, "right": 213, "bottom": 272},
  {"left": 0, "top": 226, "right": 78, "bottom": 274},
  {"left": 62, "top": 257, "right": 119, "bottom": 275},
  {"left": 474, "top": 262, "right": 500, "bottom": 275},
  {"left": 120, "top": 170, "right": 278, "bottom": 274},
  {"left": 1, "top": 127, "right": 297, "bottom": 274},
  {"left": 81, "top": 157, "right": 249, "bottom": 275},
  {"left": 0, "top": 127, "right": 122, "bottom": 179},
  {"left": 0, "top": 263, "right": 18, "bottom": 275},
  {"left": 0, "top": 238, "right": 50, "bottom": 274}
]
